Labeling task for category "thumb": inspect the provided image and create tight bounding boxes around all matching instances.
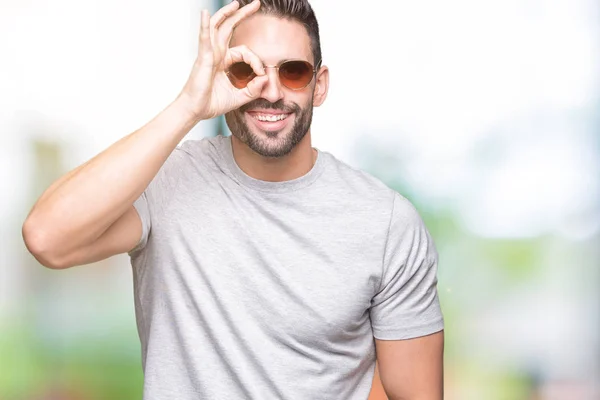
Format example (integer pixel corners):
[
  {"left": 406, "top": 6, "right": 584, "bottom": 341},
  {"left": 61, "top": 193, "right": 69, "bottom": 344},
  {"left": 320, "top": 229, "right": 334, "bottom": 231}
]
[{"left": 235, "top": 74, "right": 268, "bottom": 104}]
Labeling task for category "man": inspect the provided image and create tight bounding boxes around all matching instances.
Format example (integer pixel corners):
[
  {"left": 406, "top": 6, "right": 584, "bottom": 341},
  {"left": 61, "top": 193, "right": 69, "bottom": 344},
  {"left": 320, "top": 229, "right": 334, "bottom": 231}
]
[{"left": 22, "top": 0, "right": 444, "bottom": 399}]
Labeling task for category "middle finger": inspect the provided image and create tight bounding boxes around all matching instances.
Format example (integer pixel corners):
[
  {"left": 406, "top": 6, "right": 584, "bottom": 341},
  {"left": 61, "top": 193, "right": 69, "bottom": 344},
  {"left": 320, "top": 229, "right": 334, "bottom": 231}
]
[
  {"left": 219, "top": 0, "right": 262, "bottom": 41},
  {"left": 210, "top": 0, "right": 240, "bottom": 33}
]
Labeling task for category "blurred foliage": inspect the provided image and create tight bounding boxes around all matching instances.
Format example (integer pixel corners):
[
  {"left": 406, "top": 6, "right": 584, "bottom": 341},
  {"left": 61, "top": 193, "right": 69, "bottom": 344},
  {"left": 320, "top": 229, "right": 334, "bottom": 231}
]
[{"left": 0, "top": 322, "right": 143, "bottom": 400}]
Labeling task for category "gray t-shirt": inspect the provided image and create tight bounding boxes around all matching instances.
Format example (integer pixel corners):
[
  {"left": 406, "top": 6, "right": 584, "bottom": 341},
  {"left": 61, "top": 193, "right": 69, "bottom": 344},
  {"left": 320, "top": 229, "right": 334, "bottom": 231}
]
[{"left": 128, "top": 135, "right": 443, "bottom": 400}]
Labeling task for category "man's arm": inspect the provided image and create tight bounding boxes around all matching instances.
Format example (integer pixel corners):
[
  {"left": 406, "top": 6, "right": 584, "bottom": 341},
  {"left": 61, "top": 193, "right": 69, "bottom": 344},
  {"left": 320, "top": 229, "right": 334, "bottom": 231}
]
[
  {"left": 368, "top": 362, "right": 390, "bottom": 400},
  {"left": 21, "top": 1, "right": 267, "bottom": 269},
  {"left": 22, "top": 99, "right": 198, "bottom": 269},
  {"left": 375, "top": 330, "right": 444, "bottom": 400}
]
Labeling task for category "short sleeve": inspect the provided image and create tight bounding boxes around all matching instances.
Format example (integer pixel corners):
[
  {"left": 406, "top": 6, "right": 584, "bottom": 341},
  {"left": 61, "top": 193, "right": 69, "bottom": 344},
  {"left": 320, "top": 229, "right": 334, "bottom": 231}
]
[
  {"left": 127, "top": 147, "right": 186, "bottom": 258},
  {"left": 370, "top": 193, "right": 444, "bottom": 340},
  {"left": 128, "top": 192, "right": 151, "bottom": 257}
]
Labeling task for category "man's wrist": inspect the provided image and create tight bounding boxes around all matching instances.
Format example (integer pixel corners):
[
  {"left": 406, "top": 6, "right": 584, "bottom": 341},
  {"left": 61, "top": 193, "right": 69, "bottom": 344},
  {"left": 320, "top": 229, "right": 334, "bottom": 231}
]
[{"left": 172, "top": 93, "right": 205, "bottom": 125}]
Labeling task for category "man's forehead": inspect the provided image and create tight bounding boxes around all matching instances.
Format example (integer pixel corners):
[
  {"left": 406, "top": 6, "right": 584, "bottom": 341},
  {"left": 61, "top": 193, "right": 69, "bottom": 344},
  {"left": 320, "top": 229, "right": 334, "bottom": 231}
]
[{"left": 230, "top": 14, "right": 313, "bottom": 64}]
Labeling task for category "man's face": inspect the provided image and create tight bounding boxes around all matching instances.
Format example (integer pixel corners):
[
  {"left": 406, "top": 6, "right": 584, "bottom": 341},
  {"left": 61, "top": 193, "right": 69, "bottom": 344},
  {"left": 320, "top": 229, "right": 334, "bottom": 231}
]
[{"left": 225, "top": 14, "right": 316, "bottom": 158}]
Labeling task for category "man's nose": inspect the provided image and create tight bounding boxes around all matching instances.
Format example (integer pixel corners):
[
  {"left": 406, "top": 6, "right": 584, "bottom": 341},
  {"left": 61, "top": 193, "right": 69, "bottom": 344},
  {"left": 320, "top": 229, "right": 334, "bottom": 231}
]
[{"left": 259, "top": 67, "right": 284, "bottom": 103}]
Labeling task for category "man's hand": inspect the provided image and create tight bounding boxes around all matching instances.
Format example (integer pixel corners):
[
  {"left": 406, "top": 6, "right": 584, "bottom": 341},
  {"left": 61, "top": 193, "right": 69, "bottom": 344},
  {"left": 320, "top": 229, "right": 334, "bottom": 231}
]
[{"left": 179, "top": 0, "right": 268, "bottom": 121}]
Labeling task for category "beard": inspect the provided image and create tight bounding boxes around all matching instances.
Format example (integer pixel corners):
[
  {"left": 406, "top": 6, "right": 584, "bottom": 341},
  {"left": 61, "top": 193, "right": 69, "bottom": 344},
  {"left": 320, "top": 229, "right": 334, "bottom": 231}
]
[{"left": 224, "top": 97, "right": 314, "bottom": 158}]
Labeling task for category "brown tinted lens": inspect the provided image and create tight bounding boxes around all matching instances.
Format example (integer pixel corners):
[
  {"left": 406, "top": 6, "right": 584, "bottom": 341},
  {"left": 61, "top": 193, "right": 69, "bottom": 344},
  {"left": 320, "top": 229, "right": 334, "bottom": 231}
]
[
  {"left": 279, "top": 61, "right": 313, "bottom": 89},
  {"left": 228, "top": 62, "right": 255, "bottom": 88}
]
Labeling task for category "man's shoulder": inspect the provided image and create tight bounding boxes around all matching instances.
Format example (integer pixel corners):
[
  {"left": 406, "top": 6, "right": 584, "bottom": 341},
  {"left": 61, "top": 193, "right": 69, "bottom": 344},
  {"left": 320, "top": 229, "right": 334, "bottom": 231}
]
[
  {"left": 158, "top": 135, "right": 224, "bottom": 170},
  {"left": 322, "top": 151, "right": 397, "bottom": 199},
  {"left": 319, "top": 153, "right": 431, "bottom": 245},
  {"left": 176, "top": 135, "right": 221, "bottom": 156}
]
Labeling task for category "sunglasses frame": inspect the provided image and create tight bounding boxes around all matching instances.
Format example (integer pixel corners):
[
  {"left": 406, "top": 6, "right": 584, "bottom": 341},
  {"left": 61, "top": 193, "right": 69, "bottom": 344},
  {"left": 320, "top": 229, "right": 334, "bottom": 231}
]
[{"left": 226, "top": 58, "right": 323, "bottom": 91}]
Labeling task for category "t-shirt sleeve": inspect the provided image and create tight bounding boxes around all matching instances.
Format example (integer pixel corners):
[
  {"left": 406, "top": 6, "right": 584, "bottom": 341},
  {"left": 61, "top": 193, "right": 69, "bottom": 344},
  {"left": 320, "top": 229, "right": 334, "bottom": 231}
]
[
  {"left": 127, "top": 147, "right": 185, "bottom": 258},
  {"left": 128, "top": 193, "right": 151, "bottom": 256},
  {"left": 370, "top": 192, "right": 444, "bottom": 340}
]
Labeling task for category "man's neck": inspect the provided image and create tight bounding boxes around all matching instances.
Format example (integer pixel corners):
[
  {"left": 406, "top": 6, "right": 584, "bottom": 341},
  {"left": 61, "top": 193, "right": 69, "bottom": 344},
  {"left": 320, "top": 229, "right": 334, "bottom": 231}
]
[{"left": 230, "top": 133, "right": 317, "bottom": 183}]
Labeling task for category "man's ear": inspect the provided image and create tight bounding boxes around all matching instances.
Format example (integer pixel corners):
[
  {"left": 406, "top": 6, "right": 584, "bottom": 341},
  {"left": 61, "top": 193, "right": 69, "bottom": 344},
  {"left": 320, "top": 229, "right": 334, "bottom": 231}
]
[{"left": 312, "top": 65, "right": 329, "bottom": 107}]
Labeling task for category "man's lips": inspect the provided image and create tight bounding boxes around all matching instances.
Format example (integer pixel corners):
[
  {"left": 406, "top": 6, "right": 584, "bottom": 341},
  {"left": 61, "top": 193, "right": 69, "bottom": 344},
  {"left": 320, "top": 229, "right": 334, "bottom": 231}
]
[
  {"left": 246, "top": 109, "right": 291, "bottom": 116},
  {"left": 245, "top": 110, "right": 293, "bottom": 130}
]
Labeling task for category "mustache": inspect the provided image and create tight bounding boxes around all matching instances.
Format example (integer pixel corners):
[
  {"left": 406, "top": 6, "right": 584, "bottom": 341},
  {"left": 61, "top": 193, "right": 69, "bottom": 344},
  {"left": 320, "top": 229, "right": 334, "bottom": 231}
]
[{"left": 239, "top": 99, "right": 300, "bottom": 114}]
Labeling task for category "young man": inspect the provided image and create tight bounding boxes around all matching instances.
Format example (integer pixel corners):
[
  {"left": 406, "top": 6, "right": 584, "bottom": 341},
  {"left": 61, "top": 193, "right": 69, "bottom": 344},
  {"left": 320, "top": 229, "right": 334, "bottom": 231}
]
[{"left": 22, "top": 0, "right": 444, "bottom": 398}]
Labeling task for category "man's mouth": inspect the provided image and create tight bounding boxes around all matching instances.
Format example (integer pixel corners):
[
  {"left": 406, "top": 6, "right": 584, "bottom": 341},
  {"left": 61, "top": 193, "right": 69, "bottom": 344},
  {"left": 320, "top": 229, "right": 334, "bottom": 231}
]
[
  {"left": 252, "top": 113, "right": 290, "bottom": 122},
  {"left": 246, "top": 111, "right": 293, "bottom": 131}
]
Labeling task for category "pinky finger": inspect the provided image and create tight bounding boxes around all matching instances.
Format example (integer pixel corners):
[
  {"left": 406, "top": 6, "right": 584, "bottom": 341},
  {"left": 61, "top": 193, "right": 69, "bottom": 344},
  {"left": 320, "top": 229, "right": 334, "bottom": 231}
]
[{"left": 199, "top": 10, "right": 212, "bottom": 55}]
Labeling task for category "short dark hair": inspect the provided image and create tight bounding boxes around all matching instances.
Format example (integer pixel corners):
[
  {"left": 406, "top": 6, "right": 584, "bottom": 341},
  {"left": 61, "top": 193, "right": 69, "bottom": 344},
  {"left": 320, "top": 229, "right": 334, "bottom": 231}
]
[{"left": 235, "top": 0, "right": 322, "bottom": 67}]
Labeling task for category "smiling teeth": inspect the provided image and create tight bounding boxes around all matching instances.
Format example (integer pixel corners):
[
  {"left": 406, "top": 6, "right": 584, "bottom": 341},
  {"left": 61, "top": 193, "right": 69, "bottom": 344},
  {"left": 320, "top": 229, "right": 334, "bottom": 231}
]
[{"left": 254, "top": 114, "right": 288, "bottom": 122}]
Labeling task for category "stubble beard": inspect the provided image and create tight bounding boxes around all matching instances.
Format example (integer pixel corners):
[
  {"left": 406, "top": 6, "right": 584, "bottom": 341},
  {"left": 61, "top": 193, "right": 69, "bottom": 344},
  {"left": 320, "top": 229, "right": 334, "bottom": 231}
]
[{"left": 224, "top": 98, "right": 314, "bottom": 158}]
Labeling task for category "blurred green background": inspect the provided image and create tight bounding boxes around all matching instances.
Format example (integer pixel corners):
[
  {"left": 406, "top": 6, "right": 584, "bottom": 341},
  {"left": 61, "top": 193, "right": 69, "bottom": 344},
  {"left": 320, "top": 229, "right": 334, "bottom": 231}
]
[{"left": 1, "top": 0, "right": 598, "bottom": 399}]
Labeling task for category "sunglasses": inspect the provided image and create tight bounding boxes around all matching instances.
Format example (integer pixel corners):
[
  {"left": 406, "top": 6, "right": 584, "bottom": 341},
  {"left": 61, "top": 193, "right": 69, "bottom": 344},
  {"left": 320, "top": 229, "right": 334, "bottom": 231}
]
[{"left": 226, "top": 59, "right": 322, "bottom": 91}]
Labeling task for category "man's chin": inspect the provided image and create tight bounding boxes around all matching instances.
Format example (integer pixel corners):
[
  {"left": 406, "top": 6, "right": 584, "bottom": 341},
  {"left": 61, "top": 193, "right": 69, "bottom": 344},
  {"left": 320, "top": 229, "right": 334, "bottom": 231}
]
[{"left": 242, "top": 126, "right": 297, "bottom": 158}]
